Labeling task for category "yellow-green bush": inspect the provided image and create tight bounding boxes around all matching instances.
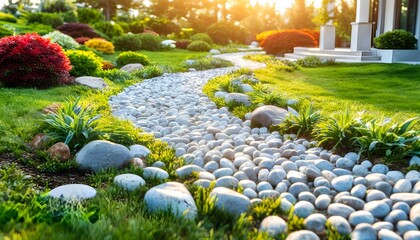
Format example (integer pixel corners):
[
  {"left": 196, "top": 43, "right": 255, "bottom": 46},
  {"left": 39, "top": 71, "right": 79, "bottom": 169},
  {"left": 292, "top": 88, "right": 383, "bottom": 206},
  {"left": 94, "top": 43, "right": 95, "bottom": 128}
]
[
  {"left": 65, "top": 50, "right": 103, "bottom": 76},
  {"left": 84, "top": 38, "right": 115, "bottom": 54}
]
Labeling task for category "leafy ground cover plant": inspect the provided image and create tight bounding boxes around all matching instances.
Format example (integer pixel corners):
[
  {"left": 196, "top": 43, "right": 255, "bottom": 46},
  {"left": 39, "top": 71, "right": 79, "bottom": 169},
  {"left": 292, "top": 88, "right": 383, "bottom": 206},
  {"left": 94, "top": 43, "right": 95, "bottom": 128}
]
[
  {"left": 0, "top": 34, "right": 71, "bottom": 89},
  {"left": 278, "top": 104, "right": 322, "bottom": 138},
  {"left": 96, "top": 68, "right": 132, "bottom": 82},
  {"left": 112, "top": 34, "right": 143, "bottom": 51},
  {"left": 131, "top": 65, "right": 164, "bottom": 79}
]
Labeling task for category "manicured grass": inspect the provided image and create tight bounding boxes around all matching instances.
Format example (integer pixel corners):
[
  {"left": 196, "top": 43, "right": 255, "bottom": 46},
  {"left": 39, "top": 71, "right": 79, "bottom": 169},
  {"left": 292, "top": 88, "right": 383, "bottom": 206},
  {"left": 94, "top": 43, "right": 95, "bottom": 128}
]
[
  {"left": 98, "top": 49, "right": 208, "bottom": 72},
  {"left": 255, "top": 62, "right": 420, "bottom": 119},
  {"left": 0, "top": 86, "right": 87, "bottom": 153}
]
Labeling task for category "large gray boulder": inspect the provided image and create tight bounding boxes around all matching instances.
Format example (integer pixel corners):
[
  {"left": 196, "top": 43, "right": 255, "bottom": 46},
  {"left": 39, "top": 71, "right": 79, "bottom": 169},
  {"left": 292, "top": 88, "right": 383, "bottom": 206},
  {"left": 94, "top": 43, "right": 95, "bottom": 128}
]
[
  {"left": 120, "top": 63, "right": 144, "bottom": 73},
  {"left": 76, "top": 140, "right": 132, "bottom": 172},
  {"left": 75, "top": 76, "right": 108, "bottom": 89},
  {"left": 144, "top": 182, "right": 197, "bottom": 219},
  {"left": 210, "top": 187, "right": 251, "bottom": 217},
  {"left": 48, "top": 184, "right": 96, "bottom": 201},
  {"left": 248, "top": 105, "right": 288, "bottom": 128}
]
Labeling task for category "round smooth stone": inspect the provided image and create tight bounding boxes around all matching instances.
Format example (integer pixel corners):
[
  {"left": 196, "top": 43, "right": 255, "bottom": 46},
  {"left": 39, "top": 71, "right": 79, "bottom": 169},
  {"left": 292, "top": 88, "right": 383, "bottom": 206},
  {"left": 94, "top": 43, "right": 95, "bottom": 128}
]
[
  {"left": 287, "top": 170, "right": 307, "bottom": 184},
  {"left": 373, "top": 221, "right": 394, "bottom": 231},
  {"left": 364, "top": 200, "right": 391, "bottom": 218},
  {"left": 327, "top": 203, "right": 356, "bottom": 219},
  {"left": 267, "top": 168, "right": 286, "bottom": 186},
  {"left": 257, "top": 181, "right": 273, "bottom": 192},
  {"left": 259, "top": 190, "right": 280, "bottom": 199},
  {"left": 298, "top": 192, "right": 316, "bottom": 205},
  {"left": 375, "top": 181, "right": 393, "bottom": 196},
  {"left": 378, "top": 229, "right": 403, "bottom": 240},
  {"left": 327, "top": 216, "right": 352, "bottom": 234},
  {"left": 351, "top": 223, "right": 377, "bottom": 240},
  {"left": 243, "top": 188, "right": 258, "bottom": 199},
  {"left": 239, "top": 180, "right": 257, "bottom": 191},
  {"left": 143, "top": 167, "right": 169, "bottom": 180},
  {"left": 215, "top": 176, "right": 238, "bottom": 189},
  {"left": 285, "top": 230, "right": 320, "bottom": 240},
  {"left": 233, "top": 171, "right": 248, "bottom": 181},
  {"left": 199, "top": 171, "right": 216, "bottom": 181},
  {"left": 336, "top": 196, "right": 366, "bottom": 210},
  {"left": 113, "top": 174, "right": 145, "bottom": 191},
  {"left": 280, "top": 192, "right": 296, "bottom": 204},
  {"left": 281, "top": 161, "right": 298, "bottom": 172},
  {"left": 331, "top": 175, "right": 353, "bottom": 192},
  {"left": 204, "top": 161, "right": 219, "bottom": 172},
  {"left": 403, "top": 231, "right": 420, "bottom": 240},
  {"left": 313, "top": 186, "right": 331, "bottom": 197},
  {"left": 293, "top": 201, "right": 315, "bottom": 218},
  {"left": 385, "top": 209, "right": 408, "bottom": 224},
  {"left": 390, "top": 193, "right": 420, "bottom": 206},
  {"left": 349, "top": 210, "right": 375, "bottom": 226},
  {"left": 289, "top": 182, "right": 310, "bottom": 197},
  {"left": 372, "top": 164, "right": 389, "bottom": 174},
  {"left": 386, "top": 171, "right": 405, "bottom": 184},
  {"left": 393, "top": 179, "right": 412, "bottom": 193},
  {"left": 396, "top": 220, "right": 418, "bottom": 236},
  {"left": 353, "top": 165, "right": 369, "bottom": 177},
  {"left": 194, "top": 179, "right": 212, "bottom": 188},
  {"left": 304, "top": 213, "right": 327, "bottom": 233},
  {"left": 275, "top": 182, "right": 288, "bottom": 194},
  {"left": 48, "top": 184, "right": 96, "bottom": 201},
  {"left": 351, "top": 184, "right": 367, "bottom": 199},
  {"left": 213, "top": 168, "right": 234, "bottom": 179},
  {"left": 336, "top": 158, "right": 355, "bottom": 170},
  {"left": 315, "top": 194, "right": 331, "bottom": 210},
  {"left": 410, "top": 203, "right": 420, "bottom": 228},
  {"left": 259, "top": 216, "right": 288, "bottom": 236},
  {"left": 280, "top": 199, "right": 293, "bottom": 213},
  {"left": 366, "top": 189, "right": 387, "bottom": 202},
  {"left": 393, "top": 202, "right": 411, "bottom": 214},
  {"left": 354, "top": 176, "right": 367, "bottom": 185}
]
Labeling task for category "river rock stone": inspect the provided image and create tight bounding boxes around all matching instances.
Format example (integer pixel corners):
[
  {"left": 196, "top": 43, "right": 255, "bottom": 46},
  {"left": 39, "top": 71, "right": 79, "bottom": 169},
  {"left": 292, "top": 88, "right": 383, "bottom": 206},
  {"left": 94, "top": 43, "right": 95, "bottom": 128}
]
[
  {"left": 47, "top": 142, "right": 71, "bottom": 161},
  {"left": 378, "top": 229, "right": 403, "bottom": 240},
  {"left": 225, "top": 93, "right": 251, "bottom": 106},
  {"left": 48, "top": 184, "right": 96, "bottom": 201},
  {"left": 304, "top": 213, "right": 327, "bottom": 232},
  {"left": 143, "top": 167, "right": 169, "bottom": 180},
  {"left": 331, "top": 175, "right": 353, "bottom": 192},
  {"left": 410, "top": 203, "right": 420, "bottom": 228},
  {"left": 259, "top": 216, "right": 287, "bottom": 236},
  {"left": 249, "top": 105, "right": 288, "bottom": 128},
  {"left": 390, "top": 193, "right": 420, "bottom": 206},
  {"left": 76, "top": 140, "right": 132, "bottom": 172},
  {"left": 349, "top": 210, "right": 375, "bottom": 226},
  {"left": 120, "top": 63, "right": 144, "bottom": 73},
  {"left": 129, "top": 145, "right": 151, "bottom": 158},
  {"left": 113, "top": 173, "right": 145, "bottom": 191},
  {"left": 351, "top": 223, "right": 377, "bottom": 240},
  {"left": 364, "top": 200, "right": 391, "bottom": 218},
  {"left": 145, "top": 182, "right": 197, "bottom": 219},
  {"left": 327, "top": 216, "right": 352, "bottom": 234},
  {"left": 285, "top": 230, "right": 320, "bottom": 240},
  {"left": 210, "top": 187, "right": 251, "bottom": 216},
  {"left": 327, "top": 203, "right": 356, "bottom": 219}
]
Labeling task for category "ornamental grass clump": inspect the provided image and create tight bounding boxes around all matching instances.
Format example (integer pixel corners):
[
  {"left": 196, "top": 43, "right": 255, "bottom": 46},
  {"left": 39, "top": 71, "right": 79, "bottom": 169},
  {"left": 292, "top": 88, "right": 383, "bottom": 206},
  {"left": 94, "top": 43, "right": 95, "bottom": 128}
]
[
  {"left": 44, "top": 31, "right": 79, "bottom": 50},
  {"left": 0, "top": 34, "right": 71, "bottom": 88}
]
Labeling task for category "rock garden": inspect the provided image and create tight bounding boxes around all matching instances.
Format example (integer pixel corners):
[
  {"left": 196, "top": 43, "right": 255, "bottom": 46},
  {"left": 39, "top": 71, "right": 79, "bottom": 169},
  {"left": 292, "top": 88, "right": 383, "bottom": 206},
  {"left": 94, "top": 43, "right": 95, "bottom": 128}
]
[{"left": 1, "top": 1, "right": 420, "bottom": 239}]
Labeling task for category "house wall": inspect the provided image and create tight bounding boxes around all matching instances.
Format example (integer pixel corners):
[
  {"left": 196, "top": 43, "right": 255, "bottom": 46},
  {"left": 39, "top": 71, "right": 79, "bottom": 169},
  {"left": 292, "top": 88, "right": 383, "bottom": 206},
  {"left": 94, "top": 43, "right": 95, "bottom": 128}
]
[{"left": 383, "top": 0, "right": 397, "bottom": 32}]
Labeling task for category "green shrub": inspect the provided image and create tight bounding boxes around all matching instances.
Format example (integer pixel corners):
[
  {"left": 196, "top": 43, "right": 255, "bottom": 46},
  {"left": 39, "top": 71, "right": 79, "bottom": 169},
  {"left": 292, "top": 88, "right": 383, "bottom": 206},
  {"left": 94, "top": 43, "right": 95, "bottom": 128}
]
[
  {"left": 296, "top": 56, "right": 323, "bottom": 67},
  {"left": 261, "top": 30, "right": 317, "bottom": 56},
  {"left": 94, "top": 21, "right": 124, "bottom": 39},
  {"left": 65, "top": 50, "right": 103, "bottom": 76},
  {"left": 191, "top": 33, "right": 213, "bottom": 44},
  {"left": 137, "top": 33, "right": 162, "bottom": 51},
  {"left": 77, "top": 8, "right": 104, "bottom": 24},
  {"left": 41, "top": 0, "right": 75, "bottom": 13},
  {"left": 0, "top": 26, "right": 13, "bottom": 38},
  {"left": 116, "top": 51, "right": 150, "bottom": 68},
  {"left": 60, "top": 10, "right": 77, "bottom": 22},
  {"left": 187, "top": 40, "right": 211, "bottom": 52},
  {"left": 279, "top": 105, "right": 322, "bottom": 137},
  {"left": 43, "top": 31, "right": 79, "bottom": 50},
  {"left": 112, "top": 34, "right": 142, "bottom": 51},
  {"left": 249, "top": 90, "right": 287, "bottom": 107},
  {"left": 0, "top": 12, "right": 17, "bottom": 23},
  {"left": 185, "top": 56, "right": 233, "bottom": 70},
  {"left": 84, "top": 38, "right": 115, "bottom": 54},
  {"left": 27, "top": 12, "right": 64, "bottom": 28},
  {"left": 131, "top": 65, "right": 164, "bottom": 79},
  {"left": 206, "top": 22, "right": 231, "bottom": 45},
  {"left": 96, "top": 68, "right": 132, "bottom": 82},
  {"left": 373, "top": 29, "right": 418, "bottom": 49}
]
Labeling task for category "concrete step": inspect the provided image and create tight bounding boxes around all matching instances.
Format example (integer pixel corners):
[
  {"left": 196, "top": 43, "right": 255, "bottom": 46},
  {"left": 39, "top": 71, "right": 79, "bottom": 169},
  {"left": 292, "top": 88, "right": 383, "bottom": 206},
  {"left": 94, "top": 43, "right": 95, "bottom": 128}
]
[
  {"left": 293, "top": 47, "right": 375, "bottom": 57},
  {"left": 284, "top": 52, "right": 381, "bottom": 61}
]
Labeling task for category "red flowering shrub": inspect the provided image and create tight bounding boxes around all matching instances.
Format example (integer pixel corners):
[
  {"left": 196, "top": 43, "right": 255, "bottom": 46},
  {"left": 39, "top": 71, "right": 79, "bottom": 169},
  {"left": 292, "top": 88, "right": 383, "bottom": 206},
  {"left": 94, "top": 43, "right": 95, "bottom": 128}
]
[
  {"left": 0, "top": 34, "right": 71, "bottom": 88},
  {"left": 58, "top": 23, "right": 100, "bottom": 39},
  {"left": 175, "top": 40, "right": 191, "bottom": 49},
  {"left": 261, "top": 30, "right": 317, "bottom": 56},
  {"left": 300, "top": 29, "right": 320, "bottom": 46},
  {"left": 75, "top": 37, "right": 91, "bottom": 45}
]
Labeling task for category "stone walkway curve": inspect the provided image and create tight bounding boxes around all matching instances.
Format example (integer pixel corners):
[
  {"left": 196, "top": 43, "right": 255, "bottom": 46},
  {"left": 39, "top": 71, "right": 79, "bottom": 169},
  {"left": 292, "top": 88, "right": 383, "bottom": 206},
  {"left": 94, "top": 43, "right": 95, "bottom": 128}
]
[{"left": 109, "top": 52, "right": 420, "bottom": 239}]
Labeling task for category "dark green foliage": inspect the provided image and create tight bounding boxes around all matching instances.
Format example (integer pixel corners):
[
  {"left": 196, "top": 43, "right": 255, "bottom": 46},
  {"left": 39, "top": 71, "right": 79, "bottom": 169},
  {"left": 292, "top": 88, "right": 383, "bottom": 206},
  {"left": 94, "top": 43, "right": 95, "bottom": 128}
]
[
  {"left": 206, "top": 22, "right": 231, "bottom": 45},
  {"left": 60, "top": 10, "right": 78, "bottom": 22},
  {"left": 149, "top": 18, "right": 180, "bottom": 35},
  {"left": 0, "top": 12, "right": 17, "bottom": 23},
  {"left": 0, "top": 26, "right": 13, "bottom": 38},
  {"left": 77, "top": 8, "right": 104, "bottom": 24},
  {"left": 65, "top": 50, "right": 103, "bottom": 77},
  {"left": 96, "top": 69, "right": 132, "bottom": 82},
  {"left": 136, "top": 33, "right": 162, "bottom": 51},
  {"left": 113, "top": 34, "right": 142, "bottom": 51},
  {"left": 187, "top": 40, "right": 211, "bottom": 52},
  {"left": 116, "top": 51, "right": 150, "bottom": 68},
  {"left": 373, "top": 29, "right": 418, "bottom": 49},
  {"left": 354, "top": 117, "right": 420, "bottom": 162},
  {"left": 27, "top": 12, "right": 64, "bottom": 28},
  {"left": 278, "top": 105, "right": 322, "bottom": 137},
  {"left": 41, "top": 0, "right": 74, "bottom": 13},
  {"left": 191, "top": 33, "right": 213, "bottom": 44},
  {"left": 94, "top": 21, "right": 124, "bottom": 39}
]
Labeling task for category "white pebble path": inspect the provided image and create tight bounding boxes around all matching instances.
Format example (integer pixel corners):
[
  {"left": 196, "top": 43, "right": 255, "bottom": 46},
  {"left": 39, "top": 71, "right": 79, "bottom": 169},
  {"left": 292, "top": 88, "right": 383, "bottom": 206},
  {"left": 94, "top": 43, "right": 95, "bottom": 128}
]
[{"left": 109, "top": 52, "right": 420, "bottom": 238}]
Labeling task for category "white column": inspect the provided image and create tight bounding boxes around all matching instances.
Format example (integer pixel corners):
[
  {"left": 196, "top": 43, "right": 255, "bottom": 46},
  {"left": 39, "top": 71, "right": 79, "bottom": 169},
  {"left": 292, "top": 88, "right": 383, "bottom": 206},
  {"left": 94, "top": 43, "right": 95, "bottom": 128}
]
[
  {"left": 383, "top": 0, "right": 397, "bottom": 32},
  {"left": 350, "top": 0, "right": 373, "bottom": 51},
  {"left": 319, "top": 0, "right": 336, "bottom": 50}
]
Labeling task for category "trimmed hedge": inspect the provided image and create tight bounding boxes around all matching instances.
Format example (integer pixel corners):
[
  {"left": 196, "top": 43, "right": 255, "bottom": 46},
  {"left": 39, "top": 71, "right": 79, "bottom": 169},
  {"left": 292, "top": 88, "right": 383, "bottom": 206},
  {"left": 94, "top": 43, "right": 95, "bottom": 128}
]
[{"left": 373, "top": 29, "right": 418, "bottom": 49}]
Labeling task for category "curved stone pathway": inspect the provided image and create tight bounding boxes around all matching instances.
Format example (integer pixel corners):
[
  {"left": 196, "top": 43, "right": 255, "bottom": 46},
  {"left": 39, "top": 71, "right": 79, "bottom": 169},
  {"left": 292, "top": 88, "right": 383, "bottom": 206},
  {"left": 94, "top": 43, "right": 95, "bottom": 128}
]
[{"left": 109, "top": 52, "right": 420, "bottom": 239}]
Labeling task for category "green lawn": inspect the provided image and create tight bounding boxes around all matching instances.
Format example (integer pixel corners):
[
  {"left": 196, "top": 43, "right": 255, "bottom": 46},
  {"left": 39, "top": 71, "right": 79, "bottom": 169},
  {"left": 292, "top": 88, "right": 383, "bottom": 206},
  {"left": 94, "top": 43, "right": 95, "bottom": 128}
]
[
  {"left": 255, "top": 62, "right": 420, "bottom": 119},
  {"left": 98, "top": 49, "right": 208, "bottom": 72}
]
